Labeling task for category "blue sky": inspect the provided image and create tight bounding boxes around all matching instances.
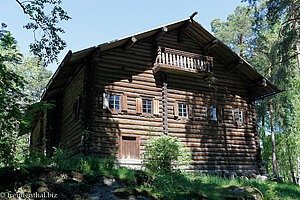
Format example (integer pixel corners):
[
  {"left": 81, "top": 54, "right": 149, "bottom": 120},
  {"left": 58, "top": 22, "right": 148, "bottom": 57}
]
[{"left": 1, "top": 0, "right": 247, "bottom": 72}]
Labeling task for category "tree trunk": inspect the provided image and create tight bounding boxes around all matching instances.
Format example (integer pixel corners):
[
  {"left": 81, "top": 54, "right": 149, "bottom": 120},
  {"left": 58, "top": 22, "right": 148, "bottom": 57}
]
[
  {"left": 270, "top": 100, "right": 278, "bottom": 175},
  {"left": 286, "top": 140, "right": 297, "bottom": 184},
  {"left": 297, "top": 156, "right": 300, "bottom": 185},
  {"left": 288, "top": 155, "right": 297, "bottom": 184},
  {"left": 291, "top": 3, "right": 300, "bottom": 73}
]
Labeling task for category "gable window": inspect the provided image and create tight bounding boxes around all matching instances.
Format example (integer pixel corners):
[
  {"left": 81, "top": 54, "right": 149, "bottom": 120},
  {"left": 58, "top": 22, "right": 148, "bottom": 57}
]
[
  {"left": 178, "top": 103, "right": 188, "bottom": 117},
  {"left": 142, "top": 99, "right": 153, "bottom": 114},
  {"left": 109, "top": 95, "right": 120, "bottom": 110}
]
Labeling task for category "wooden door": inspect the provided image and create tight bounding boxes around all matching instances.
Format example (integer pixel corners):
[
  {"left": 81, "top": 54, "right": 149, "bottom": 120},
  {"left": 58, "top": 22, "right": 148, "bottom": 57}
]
[{"left": 121, "top": 136, "right": 139, "bottom": 159}]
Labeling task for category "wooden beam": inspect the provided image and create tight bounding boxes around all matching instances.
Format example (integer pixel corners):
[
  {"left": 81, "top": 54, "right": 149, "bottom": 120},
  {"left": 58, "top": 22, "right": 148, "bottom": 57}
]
[
  {"left": 123, "top": 36, "right": 137, "bottom": 50},
  {"left": 226, "top": 59, "right": 244, "bottom": 71},
  {"left": 190, "top": 11, "right": 198, "bottom": 20},
  {"left": 248, "top": 78, "right": 267, "bottom": 88},
  {"left": 203, "top": 39, "right": 220, "bottom": 51},
  {"left": 162, "top": 73, "right": 168, "bottom": 135},
  {"left": 178, "top": 19, "right": 192, "bottom": 43},
  {"left": 153, "top": 26, "right": 168, "bottom": 40},
  {"left": 248, "top": 78, "right": 267, "bottom": 100}
]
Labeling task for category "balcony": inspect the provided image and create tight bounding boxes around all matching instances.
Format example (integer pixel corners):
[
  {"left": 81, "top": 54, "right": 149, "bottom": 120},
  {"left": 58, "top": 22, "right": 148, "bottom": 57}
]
[{"left": 153, "top": 46, "right": 213, "bottom": 76}]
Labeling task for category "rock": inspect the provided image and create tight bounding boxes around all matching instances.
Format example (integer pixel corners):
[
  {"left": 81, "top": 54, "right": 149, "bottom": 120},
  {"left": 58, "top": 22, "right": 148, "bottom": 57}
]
[
  {"left": 241, "top": 176, "right": 249, "bottom": 180},
  {"left": 230, "top": 172, "right": 237, "bottom": 179},
  {"left": 250, "top": 173, "right": 257, "bottom": 179},
  {"left": 256, "top": 175, "right": 268, "bottom": 182},
  {"left": 103, "top": 177, "right": 116, "bottom": 186}
]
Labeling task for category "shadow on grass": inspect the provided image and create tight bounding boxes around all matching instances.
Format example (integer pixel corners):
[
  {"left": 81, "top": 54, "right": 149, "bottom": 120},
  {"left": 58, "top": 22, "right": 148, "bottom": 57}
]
[
  {"left": 274, "top": 183, "right": 300, "bottom": 200},
  {"left": 150, "top": 172, "right": 257, "bottom": 200}
]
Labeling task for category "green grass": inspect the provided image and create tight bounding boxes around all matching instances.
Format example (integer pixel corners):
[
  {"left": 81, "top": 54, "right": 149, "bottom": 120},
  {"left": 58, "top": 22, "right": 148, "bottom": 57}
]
[
  {"left": 21, "top": 149, "right": 300, "bottom": 199},
  {"left": 139, "top": 172, "right": 300, "bottom": 200}
]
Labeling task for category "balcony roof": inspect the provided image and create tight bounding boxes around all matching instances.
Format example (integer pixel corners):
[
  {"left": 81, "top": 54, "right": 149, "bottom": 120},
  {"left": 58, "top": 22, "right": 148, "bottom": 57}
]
[{"left": 42, "top": 16, "right": 281, "bottom": 100}]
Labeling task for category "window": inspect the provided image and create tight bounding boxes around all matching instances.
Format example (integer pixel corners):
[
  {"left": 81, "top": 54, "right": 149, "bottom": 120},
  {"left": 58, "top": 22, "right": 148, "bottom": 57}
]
[
  {"left": 233, "top": 108, "right": 243, "bottom": 123},
  {"left": 109, "top": 95, "right": 120, "bottom": 110},
  {"left": 207, "top": 106, "right": 223, "bottom": 122},
  {"left": 120, "top": 135, "right": 140, "bottom": 159},
  {"left": 142, "top": 99, "right": 153, "bottom": 114},
  {"left": 72, "top": 96, "right": 81, "bottom": 119},
  {"left": 178, "top": 103, "right": 188, "bottom": 117},
  {"left": 174, "top": 102, "right": 193, "bottom": 119},
  {"left": 103, "top": 93, "right": 127, "bottom": 112},
  {"left": 212, "top": 107, "right": 217, "bottom": 120},
  {"left": 207, "top": 106, "right": 217, "bottom": 121}
]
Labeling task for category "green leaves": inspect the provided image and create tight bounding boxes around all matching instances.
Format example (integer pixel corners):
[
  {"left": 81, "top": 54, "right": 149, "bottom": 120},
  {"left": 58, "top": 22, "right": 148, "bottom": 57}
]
[
  {"left": 211, "top": 6, "right": 254, "bottom": 59},
  {"left": 143, "top": 135, "right": 192, "bottom": 174},
  {"left": 16, "top": 0, "right": 71, "bottom": 64}
]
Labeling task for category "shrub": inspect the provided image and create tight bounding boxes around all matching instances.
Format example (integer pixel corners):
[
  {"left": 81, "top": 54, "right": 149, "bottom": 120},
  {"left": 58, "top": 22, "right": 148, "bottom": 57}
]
[{"left": 142, "top": 134, "right": 192, "bottom": 173}]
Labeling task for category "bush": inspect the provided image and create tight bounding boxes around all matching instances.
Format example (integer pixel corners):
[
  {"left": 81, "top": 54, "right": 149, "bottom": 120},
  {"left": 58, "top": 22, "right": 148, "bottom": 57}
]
[{"left": 142, "top": 134, "right": 192, "bottom": 173}]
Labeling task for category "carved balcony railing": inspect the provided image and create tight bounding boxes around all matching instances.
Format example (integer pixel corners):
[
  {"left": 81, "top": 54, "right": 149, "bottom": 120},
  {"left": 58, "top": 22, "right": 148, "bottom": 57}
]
[{"left": 153, "top": 46, "right": 213, "bottom": 75}]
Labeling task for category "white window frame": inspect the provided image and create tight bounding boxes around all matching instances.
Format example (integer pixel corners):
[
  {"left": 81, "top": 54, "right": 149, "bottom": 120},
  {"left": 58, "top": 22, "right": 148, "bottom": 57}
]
[
  {"left": 178, "top": 103, "right": 188, "bottom": 118},
  {"left": 142, "top": 99, "right": 153, "bottom": 114}
]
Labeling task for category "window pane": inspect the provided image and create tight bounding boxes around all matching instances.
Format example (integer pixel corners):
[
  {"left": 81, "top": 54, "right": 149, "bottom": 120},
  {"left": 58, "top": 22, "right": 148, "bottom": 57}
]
[
  {"left": 109, "top": 95, "right": 114, "bottom": 109},
  {"left": 213, "top": 107, "right": 217, "bottom": 120},
  {"left": 115, "top": 96, "right": 120, "bottom": 101}
]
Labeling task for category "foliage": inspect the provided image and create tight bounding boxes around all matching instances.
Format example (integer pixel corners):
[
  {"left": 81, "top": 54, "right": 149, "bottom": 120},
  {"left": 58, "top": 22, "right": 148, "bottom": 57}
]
[
  {"left": 0, "top": 25, "right": 26, "bottom": 167},
  {"left": 8, "top": 57, "right": 52, "bottom": 102},
  {"left": 142, "top": 134, "right": 192, "bottom": 173},
  {"left": 0, "top": 0, "right": 68, "bottom": 167},
  {"left": 211, "top": 6, "right": 255, "bottom": 58},
  {"left": 15, "top": 0, "right": 71, "bottom": 64},
  {"left": 211, "top": 2, "right": 300, "bottom": 183}
]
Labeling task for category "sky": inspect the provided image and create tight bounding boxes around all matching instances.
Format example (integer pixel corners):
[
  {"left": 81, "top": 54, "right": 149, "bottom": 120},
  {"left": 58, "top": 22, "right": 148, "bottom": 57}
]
[{"left": 1, "top": 0, "right": 248, "bottom": 72}]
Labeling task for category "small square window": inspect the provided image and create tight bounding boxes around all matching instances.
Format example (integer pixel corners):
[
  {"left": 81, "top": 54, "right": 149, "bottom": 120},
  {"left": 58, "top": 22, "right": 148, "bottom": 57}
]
[
  {"left": 142, "top": 99, "right": 153, "bottom": 114},
  {"left": 109, "top": 95, "right": 120, "bottom": 110},
  {"left": 178, "top": 103, "right": 188, "bottom": 117}
]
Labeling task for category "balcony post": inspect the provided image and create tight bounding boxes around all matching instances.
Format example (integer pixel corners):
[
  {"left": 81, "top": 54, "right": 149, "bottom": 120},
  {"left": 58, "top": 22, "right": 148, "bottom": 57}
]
[{"left": 157, "top": 46, "right": 162, "bottom": 64}]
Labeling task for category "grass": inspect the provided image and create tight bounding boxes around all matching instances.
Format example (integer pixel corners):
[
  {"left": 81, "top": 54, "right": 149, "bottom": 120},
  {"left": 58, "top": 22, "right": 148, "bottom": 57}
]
[
  {"left": 14, "top": 149, "right": 300, "bottom": 199},
  {"left": 138, "top": 172, "right": 300, "bottom": 200}
]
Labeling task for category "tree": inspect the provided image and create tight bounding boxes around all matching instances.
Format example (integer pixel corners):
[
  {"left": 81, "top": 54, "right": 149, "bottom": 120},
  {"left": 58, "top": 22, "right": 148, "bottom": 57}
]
[
  {"left": 0, "top": 0, "right": 69, "bottom": 166},
  {"left": 211, "top": 6, "right": 254, "bottom": 58},
  {"left": 0, "top": 26, "right": 26, "bottom": 166},
  {"left": 243, "top": 0, "right": 300, "bottom": 182},
  {"left": 243, "top": 0, "right": 300, "bottom": 73},
  {"left": 211, "top": 3, "right": 300, "bottom": 182},
  {"left": 9, "top": 57, "right": 52, "bottom": 103},
  {"left": 15, "top": 0, "right": 71, "bottom": 64}
]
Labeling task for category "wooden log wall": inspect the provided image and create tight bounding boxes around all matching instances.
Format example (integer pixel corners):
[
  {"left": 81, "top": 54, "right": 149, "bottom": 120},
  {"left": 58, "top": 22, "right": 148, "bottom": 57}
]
[
  {"left": 60, "top": 66, "right": 85, "bottom": 150},
  {"left": 58, "top": 29, "right": 260, "bottom": 173}
]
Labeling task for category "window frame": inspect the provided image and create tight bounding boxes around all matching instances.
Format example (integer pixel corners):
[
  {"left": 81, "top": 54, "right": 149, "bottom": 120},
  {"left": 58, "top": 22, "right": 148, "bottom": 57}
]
[
  {"left": 103, "top": 91, "right": 127, "bottom": 113},
  {"left": 233, "top": 108, "right": 243, "bottom": 124},
  {"left": 142, "top": 98, "right": 153, "bottom": 114},
  {"left": 109, "top": 94, "right": 121, "bottom": 111},
  {"left": 178, "top": 103, "right": 188, "bottom": 118},
  {"left": 207, "top": 105, "right": 223, "bottom": 123}
]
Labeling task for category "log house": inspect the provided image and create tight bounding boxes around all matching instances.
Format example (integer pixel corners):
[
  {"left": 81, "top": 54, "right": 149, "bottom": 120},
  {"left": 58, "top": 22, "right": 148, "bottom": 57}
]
[{"left": 30, "top": 16, "right": 281, "bottom": 174}]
